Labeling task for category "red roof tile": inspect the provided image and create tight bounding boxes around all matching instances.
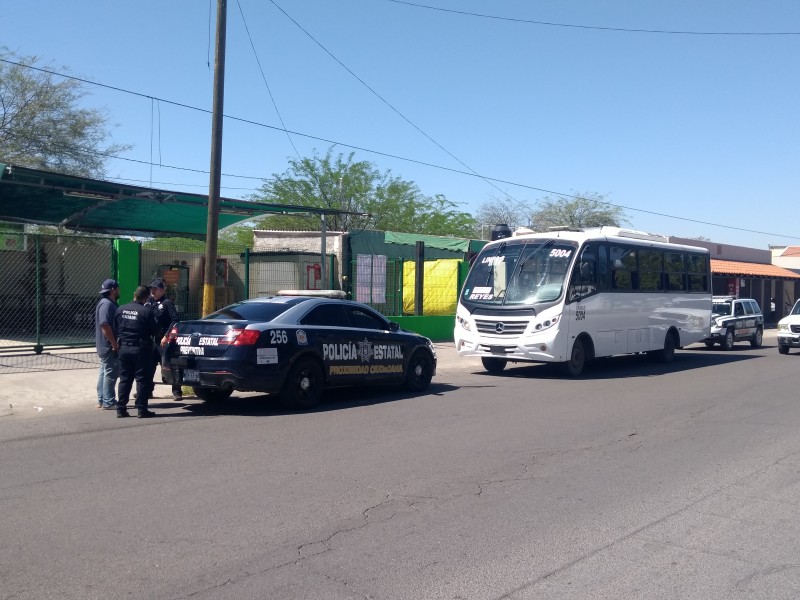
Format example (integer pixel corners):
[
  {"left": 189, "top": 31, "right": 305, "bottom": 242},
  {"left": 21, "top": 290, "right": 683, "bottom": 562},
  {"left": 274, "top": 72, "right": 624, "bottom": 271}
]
[
  {"left": 780, "top": 246, "right": 800, "bottom": 257},
  {"left": 711, "top": 259, "right": 800, "bottom": 279}
]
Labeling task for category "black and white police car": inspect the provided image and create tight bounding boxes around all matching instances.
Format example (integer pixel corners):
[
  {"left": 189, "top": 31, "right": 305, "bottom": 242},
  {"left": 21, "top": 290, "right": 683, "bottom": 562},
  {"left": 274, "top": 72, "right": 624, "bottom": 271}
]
[
  {"left": 160, "top": 291, "right": 437, "bottom": 409},
  {"left": 777, "top": 299, "right": 800, "bottom": 354},
  {"left": 703, "top": 296, "right": 764, "bottom": 350}
]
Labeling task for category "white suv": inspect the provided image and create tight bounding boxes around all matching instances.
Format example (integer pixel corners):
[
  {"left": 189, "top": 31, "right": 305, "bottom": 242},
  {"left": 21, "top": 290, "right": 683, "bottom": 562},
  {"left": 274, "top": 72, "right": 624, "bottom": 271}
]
[
  {"left": 704, "top": 296, "right": 764, "bottom": 350},
  {"left": 777, "top": 300, "right": 800, "bottom": 355}
]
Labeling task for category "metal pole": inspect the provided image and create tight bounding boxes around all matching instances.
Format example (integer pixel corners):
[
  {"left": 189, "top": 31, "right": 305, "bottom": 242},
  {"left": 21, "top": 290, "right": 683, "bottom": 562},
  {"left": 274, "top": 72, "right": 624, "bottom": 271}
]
[
  {"left": 320, "top": 214, "right": 327, "bottom": 289},
  {"left": 35, "top": 235, "right": 42, "bottom": 353},
  {"left": 243, "top": 246, "right": 250, "bottom": 299},
  {"left": 202, "top": 0, "right": 227, "bottom": 316},
  {"left": 414, "top": 241, "right": 424, "bottom": 316}
]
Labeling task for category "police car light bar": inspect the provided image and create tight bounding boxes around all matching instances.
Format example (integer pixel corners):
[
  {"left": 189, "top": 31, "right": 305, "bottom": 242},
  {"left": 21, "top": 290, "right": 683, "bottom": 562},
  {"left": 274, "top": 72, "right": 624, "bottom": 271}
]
[{"left": 276, "top": 290, "right": 347, "bottom": 299}]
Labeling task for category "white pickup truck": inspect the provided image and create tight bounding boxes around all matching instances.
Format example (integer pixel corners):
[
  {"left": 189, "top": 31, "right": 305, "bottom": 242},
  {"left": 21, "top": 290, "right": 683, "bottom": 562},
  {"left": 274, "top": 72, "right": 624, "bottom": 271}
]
[{"left": 777, "top": 299, "right": 800, "bottom": 355}]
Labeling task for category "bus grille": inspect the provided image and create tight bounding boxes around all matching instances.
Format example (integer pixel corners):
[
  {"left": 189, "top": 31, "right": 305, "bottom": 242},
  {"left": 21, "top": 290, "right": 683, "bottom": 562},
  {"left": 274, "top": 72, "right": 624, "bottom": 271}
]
[{"left": 475, "top": 319, "right": 528, "bottom": 335}]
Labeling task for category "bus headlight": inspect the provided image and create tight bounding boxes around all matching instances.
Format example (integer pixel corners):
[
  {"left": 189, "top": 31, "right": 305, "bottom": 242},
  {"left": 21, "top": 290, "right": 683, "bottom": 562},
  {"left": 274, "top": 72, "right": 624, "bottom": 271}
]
[
  {"left": 534, "top": 315, "right": 559, "bottom": 332},
  {"left": 457, "top": 315, "right": 471, "bottom": 331}
]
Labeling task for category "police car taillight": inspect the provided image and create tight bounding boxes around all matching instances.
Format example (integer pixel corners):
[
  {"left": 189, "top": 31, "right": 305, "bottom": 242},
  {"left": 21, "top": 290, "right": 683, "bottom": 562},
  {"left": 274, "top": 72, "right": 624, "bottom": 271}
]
[{"left": 219, "top": 328, "right": 260, "bottom": 346}]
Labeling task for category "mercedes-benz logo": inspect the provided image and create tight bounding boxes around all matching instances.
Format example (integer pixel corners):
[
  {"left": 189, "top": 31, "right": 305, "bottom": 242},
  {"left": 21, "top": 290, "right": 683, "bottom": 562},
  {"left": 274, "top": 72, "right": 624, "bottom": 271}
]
[{"left": 495, "top": 322, "right": 505, "bottom": 333}]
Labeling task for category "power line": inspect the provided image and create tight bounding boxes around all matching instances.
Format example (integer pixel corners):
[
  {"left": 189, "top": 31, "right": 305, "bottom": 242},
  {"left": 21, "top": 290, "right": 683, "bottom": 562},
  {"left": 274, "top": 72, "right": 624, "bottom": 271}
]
[
  {"left": 386, "top": 0, "right": 800, "bottom": 36},
  {"left": 2, "top": 58, "right": 799, "bottom": 241},
  {"left": 268, "top": 0, "right": 528, "bottom": 212}
]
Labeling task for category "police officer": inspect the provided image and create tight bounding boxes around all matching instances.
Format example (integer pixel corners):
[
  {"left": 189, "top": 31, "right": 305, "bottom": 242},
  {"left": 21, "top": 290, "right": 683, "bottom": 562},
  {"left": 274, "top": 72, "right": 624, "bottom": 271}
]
[
  {"left": 115, "top": 285, "right": 159, "bottom": 418},
  {"left": 145, "top": 277, "right": 182, "bottom": 400}
]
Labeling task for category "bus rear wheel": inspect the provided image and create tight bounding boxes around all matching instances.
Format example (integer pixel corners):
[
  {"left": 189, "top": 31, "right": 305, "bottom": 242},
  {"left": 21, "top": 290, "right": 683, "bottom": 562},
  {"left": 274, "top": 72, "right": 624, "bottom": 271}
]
[
  {"left": 562, "top": 339, "right": 585, "bottom": 377},
  {"left": 481, "top": 357, "right": 507, "bottom": 374}
]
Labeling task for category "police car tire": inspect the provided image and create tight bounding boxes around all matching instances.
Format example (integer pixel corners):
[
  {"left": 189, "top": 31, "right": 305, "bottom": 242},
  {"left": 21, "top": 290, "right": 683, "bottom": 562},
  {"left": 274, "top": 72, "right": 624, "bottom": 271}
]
[
  {"left": 193, "top": 386, "right": 233, "bottom": 402},
  {"left": 750, "top": 327, "right": 763, "bottom": 348},
  {"left": 280, "top": 358, "right": 324, "bottom": 410},
  {"left": 778, "top": 344, "right": 790, "bottom": 355},
  {"left": 405, "top": 350, "right": 434, "bottom": 392},
  {"left": 721, "top": 329, "right": 735, "bottom": 351}
]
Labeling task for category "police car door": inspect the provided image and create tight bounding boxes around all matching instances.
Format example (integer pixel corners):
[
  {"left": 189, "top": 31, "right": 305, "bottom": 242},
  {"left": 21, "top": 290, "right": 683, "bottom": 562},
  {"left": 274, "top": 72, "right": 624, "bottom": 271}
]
[{"left": 340, "top": 305, "right": 406, "bottom": 384}]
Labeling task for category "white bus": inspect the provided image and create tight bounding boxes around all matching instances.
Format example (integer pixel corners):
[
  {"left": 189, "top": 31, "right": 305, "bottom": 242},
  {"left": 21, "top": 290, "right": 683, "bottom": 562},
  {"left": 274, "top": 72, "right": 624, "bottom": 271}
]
[{"left": 455, "top": 227, "right": 712, "bottom": 376}]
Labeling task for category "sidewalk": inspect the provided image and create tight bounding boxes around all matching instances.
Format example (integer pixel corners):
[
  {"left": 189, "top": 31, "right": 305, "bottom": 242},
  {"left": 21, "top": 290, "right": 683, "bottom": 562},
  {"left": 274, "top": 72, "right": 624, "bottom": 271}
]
[{"left": 0, "top": 342, "right": 470, "bottom": 418}]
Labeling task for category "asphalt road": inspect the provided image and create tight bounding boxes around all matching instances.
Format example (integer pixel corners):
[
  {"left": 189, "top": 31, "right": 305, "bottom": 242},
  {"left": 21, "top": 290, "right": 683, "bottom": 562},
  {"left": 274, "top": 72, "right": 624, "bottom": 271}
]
[{"left": 2, "top": 336, "right": 800, "bottom": 599}]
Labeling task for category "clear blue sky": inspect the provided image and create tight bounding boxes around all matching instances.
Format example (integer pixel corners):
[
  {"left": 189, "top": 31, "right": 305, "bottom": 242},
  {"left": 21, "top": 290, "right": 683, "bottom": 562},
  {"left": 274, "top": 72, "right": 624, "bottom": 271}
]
[{"left": 3, "top": 0, "right": 799, "bottom": 248}]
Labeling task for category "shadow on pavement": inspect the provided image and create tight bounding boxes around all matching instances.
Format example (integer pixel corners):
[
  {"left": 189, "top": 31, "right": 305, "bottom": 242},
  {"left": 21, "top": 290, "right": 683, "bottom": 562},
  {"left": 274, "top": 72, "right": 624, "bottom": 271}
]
[
  {"left": 468, "top": 348, "right": 762, "bottom": 381},
  {"left": 147, "top": 381, "right": 460, "bottom": 418}
]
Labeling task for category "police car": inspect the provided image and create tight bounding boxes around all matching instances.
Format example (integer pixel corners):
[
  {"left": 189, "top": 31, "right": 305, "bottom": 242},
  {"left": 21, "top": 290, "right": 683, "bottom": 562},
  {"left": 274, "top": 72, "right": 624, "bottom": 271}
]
[
  {"left": 777, "top": 299, "right": 800, "bottom": 354},
  {"left": 703, "top": 296, "right": 764, "bottom": 350},
  {"left": 160, "top": 291, "right": 437, "bottom": 409}
]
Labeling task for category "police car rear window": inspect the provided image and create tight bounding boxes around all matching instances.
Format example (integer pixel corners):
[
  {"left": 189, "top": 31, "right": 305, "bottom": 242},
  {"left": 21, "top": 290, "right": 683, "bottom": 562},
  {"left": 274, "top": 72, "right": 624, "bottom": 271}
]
[{"left": 205, "top": 302, "right": 292, "bottom": 322}]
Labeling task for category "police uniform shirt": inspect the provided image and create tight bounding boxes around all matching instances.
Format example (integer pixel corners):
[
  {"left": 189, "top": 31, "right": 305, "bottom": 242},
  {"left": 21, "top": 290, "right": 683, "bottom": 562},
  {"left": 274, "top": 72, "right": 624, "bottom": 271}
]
[
  {"left": 115, "top": 301, "right": 158, "bottom": 355},
  {"left": 147, "top": 295, "right": 179, "bottom": 342}
]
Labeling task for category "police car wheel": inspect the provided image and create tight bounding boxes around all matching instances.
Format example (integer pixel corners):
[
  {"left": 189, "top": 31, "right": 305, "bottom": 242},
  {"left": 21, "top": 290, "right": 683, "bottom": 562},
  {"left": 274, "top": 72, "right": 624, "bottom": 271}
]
[
  {"left": 405, "top": 350, "right": 434, "bottom": 392},
  {"left": 750, "top": 327, "right": 763, "bottom": 348},
  {"left": 721, "top": 329, "right": 735, "bottom": 351},
  {"left": 193, "top": 386, "right": 233, "bottom": 402},
  {"left": 778, "top": 344, "right": 790, "bottom": 355},
  {"left": 280, "top": 358, "right": 324, "bottom": 410}
]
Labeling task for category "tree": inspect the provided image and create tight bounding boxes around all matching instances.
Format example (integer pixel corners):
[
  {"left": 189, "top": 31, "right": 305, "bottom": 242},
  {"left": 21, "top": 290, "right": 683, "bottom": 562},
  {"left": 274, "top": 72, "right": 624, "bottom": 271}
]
[
  {"left": 0, "top": 49, "right": 130, "bottom": 178},
  {"left": 473, "top": 195, "right": 529, "bottom": 239},
  {"left": 245, "top": 148, "right": 476, "bottom": 237},
  {"left": 530, "top": 193, "right": 629, "bottom": 231}
]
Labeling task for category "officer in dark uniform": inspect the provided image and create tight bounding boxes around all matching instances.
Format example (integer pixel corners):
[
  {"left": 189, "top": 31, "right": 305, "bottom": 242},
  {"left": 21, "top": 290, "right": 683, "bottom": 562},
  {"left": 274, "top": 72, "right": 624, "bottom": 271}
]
[
  {"left": 145, "top": 277, "right": 182, "bottom": 400},
  {"left": 115, "top": 285, "right": 159, "bottom": 418}
]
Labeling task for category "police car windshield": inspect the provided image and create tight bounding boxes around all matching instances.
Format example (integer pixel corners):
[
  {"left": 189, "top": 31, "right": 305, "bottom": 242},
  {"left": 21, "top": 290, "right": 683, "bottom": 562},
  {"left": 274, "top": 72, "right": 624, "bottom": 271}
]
[
  {"left": 462, "top": 239, "right": 576, "bottom": 306},
  {"left": 205, "top": 302, "right": 293, "bottom": 322},
  {"left": 712, "top": 301, "right": 732, "bottom": 316}
]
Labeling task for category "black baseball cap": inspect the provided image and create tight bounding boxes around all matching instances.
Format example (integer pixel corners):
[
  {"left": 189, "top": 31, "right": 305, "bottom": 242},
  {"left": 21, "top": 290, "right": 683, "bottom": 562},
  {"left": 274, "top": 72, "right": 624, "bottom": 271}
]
[
  {"left": 149, "top": 277, "right": 166, "bottom": 289},
  {"left": 99, "top": 279, "right": 119, "bottom": 294}
]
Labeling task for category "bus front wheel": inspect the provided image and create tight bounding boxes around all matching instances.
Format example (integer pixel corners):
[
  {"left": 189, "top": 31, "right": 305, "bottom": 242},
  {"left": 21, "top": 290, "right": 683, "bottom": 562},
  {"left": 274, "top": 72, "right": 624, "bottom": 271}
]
[
  {"left": 562, "top": 339, "right": 585, "bottom": 377},
  {"left": 481, "top": 357, "right": 507, "bottom": 374}
]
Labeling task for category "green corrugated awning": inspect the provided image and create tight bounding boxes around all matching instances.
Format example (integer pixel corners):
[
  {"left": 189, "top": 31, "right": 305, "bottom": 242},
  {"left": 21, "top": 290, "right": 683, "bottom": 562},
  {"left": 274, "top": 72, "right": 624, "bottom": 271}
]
[
  {"left": 0, "top": 163, "right": 367, "bottom": 237},
  {"left": 384, "top": 230, "right": 470, "bottom": 253}
]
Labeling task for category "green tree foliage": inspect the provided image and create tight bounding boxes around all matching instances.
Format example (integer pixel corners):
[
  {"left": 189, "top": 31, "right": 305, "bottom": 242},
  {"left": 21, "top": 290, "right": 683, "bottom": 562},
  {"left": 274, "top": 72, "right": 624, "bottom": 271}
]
[
  {"left": 530, "top": 193, "right": 629, "bottom": 231},
  {"left": 243, "top": 148, "right": 476, "bottom": 237},
  {"left": 0, "top": 49, "right": 130, "bottom": 178}
]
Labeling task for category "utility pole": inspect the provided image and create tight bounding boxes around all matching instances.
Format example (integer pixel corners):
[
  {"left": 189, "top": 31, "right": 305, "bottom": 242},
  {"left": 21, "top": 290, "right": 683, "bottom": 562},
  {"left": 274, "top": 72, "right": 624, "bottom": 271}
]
[{"left": 202, "top": 0, "right": 227, "bottom": 316}]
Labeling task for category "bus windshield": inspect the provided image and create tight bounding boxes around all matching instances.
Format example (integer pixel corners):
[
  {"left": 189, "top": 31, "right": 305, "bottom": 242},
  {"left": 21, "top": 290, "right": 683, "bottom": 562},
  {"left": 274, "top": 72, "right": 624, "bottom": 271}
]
[{"left": 462, "top": 240, "right": 578, "bottom": 306}]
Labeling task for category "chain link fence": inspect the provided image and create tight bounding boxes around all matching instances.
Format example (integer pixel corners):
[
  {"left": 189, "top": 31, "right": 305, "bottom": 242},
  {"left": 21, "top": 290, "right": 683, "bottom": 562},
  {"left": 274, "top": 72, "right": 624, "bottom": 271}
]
[{"left": 0, "top": 233, "right": 114, "bottom": 352}]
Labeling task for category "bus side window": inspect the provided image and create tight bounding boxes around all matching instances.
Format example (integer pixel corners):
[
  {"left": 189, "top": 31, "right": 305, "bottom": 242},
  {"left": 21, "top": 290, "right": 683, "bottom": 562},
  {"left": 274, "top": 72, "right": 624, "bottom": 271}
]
[
  {"left": 568, "top": 245, "right": 598, "bottom": 301},
  {"left": 597, "top": 244, "right": 609, "bottom": 291}
]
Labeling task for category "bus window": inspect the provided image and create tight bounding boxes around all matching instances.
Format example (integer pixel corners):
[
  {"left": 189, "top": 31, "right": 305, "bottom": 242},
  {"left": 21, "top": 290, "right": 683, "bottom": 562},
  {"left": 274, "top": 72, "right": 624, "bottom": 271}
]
[
  {"left": 665, "top": 252, "right": 686, "bottom": 291},
  {"left": 687, "top": 253, "right": 709, "bottom": 292},
  {"left": 639, "top": 249, "right": 663, "bottom": 291},
  {"left": 568, "top": 245, "right": 598, "bottom": 302},
  {"left": 610, "top": 245, "right": 637, "bottom": 291}
]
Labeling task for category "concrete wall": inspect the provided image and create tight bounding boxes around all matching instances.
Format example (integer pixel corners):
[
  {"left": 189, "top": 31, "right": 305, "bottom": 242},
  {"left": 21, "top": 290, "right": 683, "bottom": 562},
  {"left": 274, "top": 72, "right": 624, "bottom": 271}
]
[{"left": 669, "top": 236, "right": 772, "bottom": 264}]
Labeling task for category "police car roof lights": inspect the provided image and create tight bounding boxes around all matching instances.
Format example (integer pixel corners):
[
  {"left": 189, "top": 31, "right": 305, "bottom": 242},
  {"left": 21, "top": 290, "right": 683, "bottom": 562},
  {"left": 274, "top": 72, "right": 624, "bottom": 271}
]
[{"left": 276, "top": 289, "right": 347, "bottom": 299}]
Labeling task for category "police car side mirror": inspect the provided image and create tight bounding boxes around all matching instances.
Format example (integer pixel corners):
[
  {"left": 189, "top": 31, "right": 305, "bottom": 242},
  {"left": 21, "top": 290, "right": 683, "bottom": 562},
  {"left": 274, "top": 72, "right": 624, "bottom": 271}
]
[{"left": 388, "top": 321, "right": 400, "bottom": 332}]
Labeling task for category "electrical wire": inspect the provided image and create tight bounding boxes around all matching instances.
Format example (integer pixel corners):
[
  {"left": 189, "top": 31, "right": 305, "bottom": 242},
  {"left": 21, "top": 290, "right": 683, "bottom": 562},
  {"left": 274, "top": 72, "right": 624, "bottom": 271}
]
[
  {"left": 268, "top": 0, "right": 527, "bottom": 212},
  {"left": 235, "top": 0, "right": 301, "bottom": 159},
  {"left": 385, "top": 0, "right": 800, "bottom": 36},
  {"left": 2, "top": 58, "right": 799, "bottom": 241}
]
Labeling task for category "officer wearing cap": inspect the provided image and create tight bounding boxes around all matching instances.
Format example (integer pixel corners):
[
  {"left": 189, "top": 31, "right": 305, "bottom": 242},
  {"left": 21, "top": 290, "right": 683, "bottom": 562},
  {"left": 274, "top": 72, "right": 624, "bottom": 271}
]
[
  {"left": 95, "top": 279, "right": 120, "bottom": 409},
  {"left": 115, "top": 285, "right": 159, "bottom": 418},
  {"left": 145, "top": 277, "right": 182, "bottom": 400}
]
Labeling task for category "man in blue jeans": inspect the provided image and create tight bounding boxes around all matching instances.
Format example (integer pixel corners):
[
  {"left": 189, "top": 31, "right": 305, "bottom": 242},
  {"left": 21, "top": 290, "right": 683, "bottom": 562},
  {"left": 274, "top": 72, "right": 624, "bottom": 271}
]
[{"left": 95, "top": 279, "right": 120, "bottom": 409}]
